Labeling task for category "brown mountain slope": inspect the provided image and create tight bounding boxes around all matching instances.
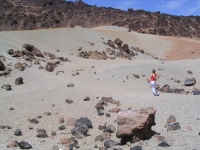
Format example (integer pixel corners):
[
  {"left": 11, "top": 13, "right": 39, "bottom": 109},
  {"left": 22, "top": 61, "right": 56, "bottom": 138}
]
[{"left": 1, "top": 0, "right": 200, "bottom": 38}]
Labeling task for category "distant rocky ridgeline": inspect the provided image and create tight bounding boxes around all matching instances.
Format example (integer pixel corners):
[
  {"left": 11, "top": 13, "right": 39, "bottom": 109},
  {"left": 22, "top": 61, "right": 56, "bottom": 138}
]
[{"left": 1, "top": 0, "right": 200, "bottom": 38}]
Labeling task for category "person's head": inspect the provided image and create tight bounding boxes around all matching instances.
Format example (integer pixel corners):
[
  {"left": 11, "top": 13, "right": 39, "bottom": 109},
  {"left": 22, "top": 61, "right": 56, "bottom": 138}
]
[{"left": 152, "top": 69, "right": 156, "bottom": 73}]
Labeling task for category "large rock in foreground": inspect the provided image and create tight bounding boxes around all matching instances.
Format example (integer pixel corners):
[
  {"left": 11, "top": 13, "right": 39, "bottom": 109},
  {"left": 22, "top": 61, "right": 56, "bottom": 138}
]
[
  {"left": 184, "top": 78, "right": 196, "bottom": 86},
  {"left": 116, "top": 107, "right": 156, "bottom": 144}
]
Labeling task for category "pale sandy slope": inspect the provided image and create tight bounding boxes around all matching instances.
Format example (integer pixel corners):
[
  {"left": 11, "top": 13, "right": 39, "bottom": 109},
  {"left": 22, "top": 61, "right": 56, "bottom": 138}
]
[{"left": 0, "top": 27, "right": 200, "bottom": 150}]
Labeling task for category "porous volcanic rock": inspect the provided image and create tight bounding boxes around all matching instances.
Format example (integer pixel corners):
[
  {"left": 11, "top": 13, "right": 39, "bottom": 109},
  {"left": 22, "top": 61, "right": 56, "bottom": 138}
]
[{"left": 116, "top": 107, "right": 156, "bottom": 144}]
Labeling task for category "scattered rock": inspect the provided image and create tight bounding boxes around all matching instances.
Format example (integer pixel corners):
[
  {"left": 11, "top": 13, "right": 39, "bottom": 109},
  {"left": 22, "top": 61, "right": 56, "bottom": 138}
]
[
  {"left": 9, "top": 107, "right": 14, "bottom": 110},
  {"left": 44, "top": 112, "right": 51, "bottom": 115},
  {"left": 61, "top": 137, "right": 79, "bottom": 148},
  {"left": 66, "top": 118, "right": 78, "bottom": 126},
  {"left": 95, "top": 132, "right": 111, "bottom": 142},
  {"left": 167, "top": 115, "right": 176, "bottom": 124},
  {"left": 36, "top": 115, "right": 42, "bottom": 118},
  {"left": 75, "top": 117, "right": 93, "bottom": 128},
  {"left": 133, "top": 74, "right": 140, "bottom": 78},
  {"left": 36, "top": 129, "right": 48, "bottom": 138},
  {"left": 105, "top": 113, "right": 111, "bottom": 117},
  {"left": 15, "top": 77, "right": 24, "bottom": 85},
  {"left": 38, "top": 66, "right": 44, "bottom": 69},
  {"left": 5, "top": 125, "right": 12, "bottom": 129},
  {"left": 67, "top": 83, "right": 74, "bottom": 87},
  {"left": 2, "top": 84, "right": 12, "bottom": 91},
  {"left": 166, "top": 122, "right": 181, "bottom": 131},
  {"left": 104, "top": 140, "right": 118, "bottom": 148},
  {"left": 14, "top": 129, "right": 23, "bottom": 136},
  {"left": 52, "top": 145, "right": 59, "bottom": 150},
  {"left": 29, "top": 127, "right": 33, "bottom": 130},
  {"left": 0, "top": 60, "right": 6, "bottom": 71},
  {"left": 83, "top": 96, "right": 90, "bottom": 101},
  {"left": 18, "top": 141, "right": 32, "bottom": 149},
  {"left": 51, "top": 131, "right": 56, "bottom": 136},
  {"left": 45, "top": 62, "right": 56, "bottom": 72},
  {"left": 58, "top": 125, "right": 66, "bottom": 130},
  {"left": 154, "top": 134, "right": 165, "bottom": 141},
  {"left": 99, "top": 97, "right": 121, "bottom": 106},
  {"left": 56, "top": 71, "right": 64, "bottom": 75},
  {"left": 0, "top": 125, "right": 5, "bottom": 129},
  {"left": 71, "top": 124, "right": 89, "bottom": 138},
  {"left": 104, "top": 124, "right": 116, "bottom": 133},
  {"left": 95, "top": 103, "right": 104, "bottom": 110},
  {"left": 109, "top": 108, "right": 121, "bottom": 113},
  {"left": 7, "top": 140, "right": 18, "bottom": 148},
  {"left": 59, "top": 117, "right": 64, "bottom": 123},
  {"left": 97, "top": 109, "right": 104, "bottom": 116},
  {"left": 184, "top": 78, "right": 196, "bottom": 86},
  {"left": 130, "top": 146, "right": 142, "bottom": 150},
  {"left": 28, "top": 118, "right": 39, "bottom": 124},
  {"left": 187, "top": 70, "right": 193, "bottom": 74},
  {"left": 116, "top": 107, "right": 156, "bottom": 144},
  {"left": 114, "top": 38, "right": 123, "bottom": 45},
  {"left": 65, "top": 99, "right": 73, "bottom": 104},
  {"left": 99, "top": 123, "right": 107, "bottom": 130},
  {"left": 99, "top": 146, "right": 107, "bottom": 150},
  {"left": 94, "top": 144, "right": 98, "bottom": 148},
  {"left": 158, "top": 141, "right": 171, "bottom": 147}
]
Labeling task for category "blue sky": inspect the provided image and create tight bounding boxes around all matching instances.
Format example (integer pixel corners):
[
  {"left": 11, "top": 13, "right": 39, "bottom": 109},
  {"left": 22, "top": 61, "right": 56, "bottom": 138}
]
[{"left": 68, "top": 0, "right": 200, "bottom": 16}]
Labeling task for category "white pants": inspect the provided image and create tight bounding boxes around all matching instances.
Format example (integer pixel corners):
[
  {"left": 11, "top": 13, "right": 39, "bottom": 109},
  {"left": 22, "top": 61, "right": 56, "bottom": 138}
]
[{"left": 151, "top": 81, "right": 157, "bottom": 94}]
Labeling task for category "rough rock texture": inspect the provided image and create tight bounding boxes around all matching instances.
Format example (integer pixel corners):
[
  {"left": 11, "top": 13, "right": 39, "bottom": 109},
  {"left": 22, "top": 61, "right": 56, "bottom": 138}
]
[
  {"left": 36, "top": 129, "right": 48, "bottom": 138},
  {"left": 116, "top": 107, "right": 156, "bottom": 144},
  {"left": 104, "top": 140, "right": 118, "bottom": 148},
  {"left": 0, "top": 0, "right": 200, "bottom": 38},
  {"left": 45, "top": 62, "right": 56, "bottom": 72},
  {"left": 18, "top": 141, "right": 32, "bottom": 149}
]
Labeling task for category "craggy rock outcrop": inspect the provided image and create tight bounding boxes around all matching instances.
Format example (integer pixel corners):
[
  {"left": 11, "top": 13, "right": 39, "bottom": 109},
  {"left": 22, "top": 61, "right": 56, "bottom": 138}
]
[
  {"left": 116, "top": 107, "right": 156, "bottom": 144},
  {"left": 0, "top": 0, "right": 200, "bottom": 38}
]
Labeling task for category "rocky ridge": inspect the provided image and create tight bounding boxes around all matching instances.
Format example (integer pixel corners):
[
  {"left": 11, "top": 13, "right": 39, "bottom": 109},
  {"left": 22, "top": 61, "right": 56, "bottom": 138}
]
[{"left": 0, "top": 0, "right": 200, "bottom": 38}]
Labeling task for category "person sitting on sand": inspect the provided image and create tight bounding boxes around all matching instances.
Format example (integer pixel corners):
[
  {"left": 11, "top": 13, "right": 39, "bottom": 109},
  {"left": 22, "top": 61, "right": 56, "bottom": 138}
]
[{"left": 150, "top": 69, "right": 159, "bottom": 96}]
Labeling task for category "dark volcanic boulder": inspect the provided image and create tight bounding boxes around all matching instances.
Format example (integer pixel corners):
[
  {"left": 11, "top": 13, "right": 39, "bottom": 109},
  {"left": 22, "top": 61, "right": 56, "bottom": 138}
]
[
  {"left": 0, "top": 60, "right": 6, "bottom": 71},
  {"left": 14, "top": 129, "right": 23, "bottom": 136},
  {"left": 18, "top": 141, "right": 32, "bottom": 149},
  {"left": 184, "top": 78, "right": 196, "bottom": 86},
  {"left": 116, "top": 107, "right": 156, "bottom": 144},
  {"left": 75, "top": 117, "right": 93, "bottom": 128},
  {"left": 71, "top": 124, "right": 88, "bottom": 138}
]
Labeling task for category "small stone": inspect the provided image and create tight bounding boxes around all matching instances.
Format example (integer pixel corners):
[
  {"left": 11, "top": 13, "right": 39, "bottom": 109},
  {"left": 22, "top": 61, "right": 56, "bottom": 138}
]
[
  {"left": 3, "top": 84, "right": 12, "bottom": 91},
  {"left": 58, "top": 125, "right": 66, "bottom": 130},
  {"left": 52, "top": 104, "right": 55, "bottom": 107},
  {"left": 167, "top": 115, "right": 176, "bottom": 123},
  {"left": 109, "top": 108, "right": 121, "bottom": 113},
  {"left": 105, "top": 113, "right": 111, "bottom": 117},
  {"left": 7, "top": 140, "right": 18, "bottom": 148},
  {"left": 76, "top": 72, "right": 79, "bottom": 75},
  {"left": 39, "top": 66, "right": 44, "bottom": 69},
  {"left": 126, "top": 142, "right": 131, "bottom": 147},
  {"left": 83, "top": 96, "right": 90, "bottom": 101},
  {"left": 98, "top": 123, "right": 107, "bottom": 130},
  {"left": 14, "top": 129, "right": 23, "bottom": 136},
  {"left": 0, "top": 125, "right": 5, "bottom": 129},
  {"left": 15, "top": 77, "right": 24, "bottom": 85},
  {"left": 65, "top": 99, "right": 73, "bottom": 104},
  {"left": 104, "top": 124, "right": 116, "bottom": 133},
  {"left": 51, "top": 131, "right": 56, "bottom": 136},
  {"left": 104, "top": 140, "right": 118, "bottom": 148},
  {"left": 52, "top": 145, "right": 59, "bottom": 150},
  {"left": 94, "top": 144, "right": 98, "bottom": 148},
  {"left": 18, "top": 141, "right": 32, "bottom": 149},
  {"left": 36, "top": 116, "right": 42, "bottom": 118},
  {"left": 158, "top": 141, "right": 171, "bottom": 147},
  {"left": 154, "top": 134, "right": 165, "bottom": 141},
  {"left": 36, "top": 129, "right": 48, "bottom": 138},
  {"left": 5, "top": 125, "right": 12, "bottom": 129},
  {"left": 44, "top": 112, "right": 51, "bottom": 115},
  {"left": 97, "top": 109, "right": 104, "bottom": 116},
  {"left": 167, "top": 122, "right": 181, "bottom": 131},
  {"left": 9, "top": 107, "right": 14, "bottom": 110},
  {"left": 28, "top": 118, "right": 39, "bottom": 124},
  {"left": 130, "top": 146, "right": 142, "bottom": 150},
  {"left": 29, "top": 127, "right": 33, "bottom": 130},
  {"left": 59, "top": 117, "right": 64, "bottom": 123},
  {"left": 99, "top": 146, "right": 107, "bottom": 150},
  {"left": 95, "top": 103, "right": 104, "bottom": 110},
  {"left": 67, "top": 83, "right": 74, "bottom": 87}
]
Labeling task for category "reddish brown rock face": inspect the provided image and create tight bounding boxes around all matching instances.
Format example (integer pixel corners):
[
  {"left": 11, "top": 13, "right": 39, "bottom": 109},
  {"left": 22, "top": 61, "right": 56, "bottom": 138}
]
[{"left": 116, "top": 107, "right": 156, "bottom": 144}]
